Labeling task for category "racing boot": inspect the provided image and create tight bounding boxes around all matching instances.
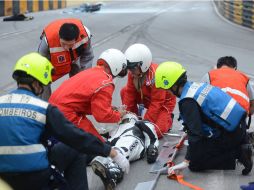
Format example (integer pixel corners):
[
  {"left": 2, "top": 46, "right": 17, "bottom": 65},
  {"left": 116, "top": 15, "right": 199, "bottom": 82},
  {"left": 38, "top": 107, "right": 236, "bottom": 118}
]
[
  {"left": 91, "top": 156, "right": 124, "bottom": 190},
  {"left": 238, "top": 144, "right": 253, "bottom": 175},
  {"left": 146, "top": 144, "right": 158, "bottom": 164}
]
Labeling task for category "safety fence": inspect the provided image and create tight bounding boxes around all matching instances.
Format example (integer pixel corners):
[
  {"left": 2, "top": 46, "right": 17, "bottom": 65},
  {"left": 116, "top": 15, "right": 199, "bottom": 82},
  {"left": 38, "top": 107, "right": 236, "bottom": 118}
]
[
  {"left": 214, "top": 1, "right": 254, "bottom": 29},
  {"left": 0, "top": 0, "right": 67, "bottom": 17}
]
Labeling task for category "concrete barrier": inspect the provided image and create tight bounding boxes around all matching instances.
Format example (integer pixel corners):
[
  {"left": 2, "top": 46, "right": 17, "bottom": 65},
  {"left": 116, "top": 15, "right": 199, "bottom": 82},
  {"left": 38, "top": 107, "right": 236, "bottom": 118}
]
[
  {"left": 0, "top": 0, "right": 66, "bottom": 16},
  {"left": 214, "top": 0, "right": 254, "bottom": 30},
  {"left": 0, "top": 0, "right": 105, "bottom": 17},
  {"left": 66, "top": 0, "right": 88, "bottom": 7}
]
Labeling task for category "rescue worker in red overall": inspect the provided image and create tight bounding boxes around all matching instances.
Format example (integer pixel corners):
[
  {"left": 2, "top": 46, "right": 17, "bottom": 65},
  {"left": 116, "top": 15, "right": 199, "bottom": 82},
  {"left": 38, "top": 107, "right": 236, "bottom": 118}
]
[
  {"left": 202, "top": 56, "right": 254, "bottom": 115},
  {"left": 49, "top": 49, "right": 128, "bottom": 142},
  {"left": 38, "top": 18, "right": 94, "bottom": 100},
  {"left": 120, "top": 44, "right": 176, "bottom": 138}
]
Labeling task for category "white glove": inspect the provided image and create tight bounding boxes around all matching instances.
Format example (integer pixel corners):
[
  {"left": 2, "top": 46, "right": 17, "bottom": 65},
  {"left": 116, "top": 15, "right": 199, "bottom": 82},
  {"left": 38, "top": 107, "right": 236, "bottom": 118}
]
[
  {"left": 117, "top": 105, "right": 127, "bottom": 118},
  {"left": 112, "top": 151, "right": 130, "bottom": 174},
  {"left": 117, "top": 104, "right": 127, "bottom": 112},
  {"left": 168, "top": 161, "right": 189, "bottom": 176}
]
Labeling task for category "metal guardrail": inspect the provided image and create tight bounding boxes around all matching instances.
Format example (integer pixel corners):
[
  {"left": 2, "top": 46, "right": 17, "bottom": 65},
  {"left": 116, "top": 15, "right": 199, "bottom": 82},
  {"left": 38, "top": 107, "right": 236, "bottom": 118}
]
[
  {"left": 0, "top": 0, "right": 67, "bottom": 17},
  {"left": 214, "top": 0, "right": 254, "bottom": 29}
]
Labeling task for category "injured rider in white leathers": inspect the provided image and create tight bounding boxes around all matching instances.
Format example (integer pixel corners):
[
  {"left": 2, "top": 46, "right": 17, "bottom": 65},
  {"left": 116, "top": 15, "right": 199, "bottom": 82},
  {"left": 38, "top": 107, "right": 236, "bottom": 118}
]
[{"left": 91, "top": 112, "right": 159, "bottom": 190}]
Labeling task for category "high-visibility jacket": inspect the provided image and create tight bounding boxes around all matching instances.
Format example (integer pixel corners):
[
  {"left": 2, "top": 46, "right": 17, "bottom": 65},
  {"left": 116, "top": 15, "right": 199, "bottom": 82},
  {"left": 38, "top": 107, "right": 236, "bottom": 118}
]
[
  {"left": 43, "top": 18, "right": 89, "bottom": 81},
  {"left": 49, "top": 67, "right": 121, "bottom": 141},
  {"left": 209, "top": 67, "right": 250, "bottom": 113},
  {"left": 180, "top": 82, "right": 246, "bottom": 138},
  {"left": 121, "top": 63, "right": 176, "bottom": 138},
  {"left": 0, "top": 89, "right": 49, "bottom": 172}
]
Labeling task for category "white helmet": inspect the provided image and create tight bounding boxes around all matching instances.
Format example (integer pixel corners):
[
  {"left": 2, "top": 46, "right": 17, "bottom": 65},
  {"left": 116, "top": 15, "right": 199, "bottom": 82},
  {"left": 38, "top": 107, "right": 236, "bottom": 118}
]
[
  {"left": 98, "top": 49, "right": 127, "bottom": 77},
  {"left": 124, "top": 43, "right": 152, "bottom": 73},
  {"left": 121, "top": 112, "right": 138, "bottom": 124}
]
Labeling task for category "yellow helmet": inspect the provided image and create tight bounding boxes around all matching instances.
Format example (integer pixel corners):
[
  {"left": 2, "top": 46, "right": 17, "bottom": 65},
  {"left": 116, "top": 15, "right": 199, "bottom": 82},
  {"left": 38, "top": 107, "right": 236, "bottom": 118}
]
[
  {"left": 155, "top": 61, "right": 186, "bottom": 89},
  {"left": 13, "top": 52, "right": 53, "bottom": 85}
]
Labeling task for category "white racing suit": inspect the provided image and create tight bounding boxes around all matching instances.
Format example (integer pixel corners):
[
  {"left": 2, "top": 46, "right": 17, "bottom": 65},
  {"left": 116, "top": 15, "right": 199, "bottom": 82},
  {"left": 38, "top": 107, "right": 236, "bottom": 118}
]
[
  {"left": 91, "top": 117, "right": 159, "bottom": 189},
  {"left": 108, "top": 119, "right": 159, "bottom": 162}
]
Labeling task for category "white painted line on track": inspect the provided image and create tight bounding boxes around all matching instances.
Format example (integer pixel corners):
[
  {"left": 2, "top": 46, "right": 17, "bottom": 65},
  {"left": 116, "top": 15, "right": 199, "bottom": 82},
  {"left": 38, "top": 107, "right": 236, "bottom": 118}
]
[{"left": 0, "top": 29, "right": 37, "bottom": 40}]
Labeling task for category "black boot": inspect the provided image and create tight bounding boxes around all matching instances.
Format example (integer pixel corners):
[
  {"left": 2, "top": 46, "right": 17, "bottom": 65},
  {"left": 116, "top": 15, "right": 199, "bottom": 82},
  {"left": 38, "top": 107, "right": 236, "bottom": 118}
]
[
  {"left": 238, "top": 144, "right": 253, "bottom": 175},
  {"left": 146, "top": 144, "right": 158, "bottom": 164},
  {"left": 91, "top": 156, "right": 124, "bottom": 190}
]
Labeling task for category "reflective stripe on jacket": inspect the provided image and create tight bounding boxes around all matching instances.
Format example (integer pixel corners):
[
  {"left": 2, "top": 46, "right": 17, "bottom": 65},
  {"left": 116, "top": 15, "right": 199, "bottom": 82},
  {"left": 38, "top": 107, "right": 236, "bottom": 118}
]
[
  {"left": 180, "top": 82, "right": 246, "bottom": 137},
  {"left": 209, "top": 67, "right": 250, "bottom": 113},
  {"left": 0, "top": 89, "right": 49, "bottom": 172},
  {"left": 43, "top": 18, "right": 89, "bottom": 81}
]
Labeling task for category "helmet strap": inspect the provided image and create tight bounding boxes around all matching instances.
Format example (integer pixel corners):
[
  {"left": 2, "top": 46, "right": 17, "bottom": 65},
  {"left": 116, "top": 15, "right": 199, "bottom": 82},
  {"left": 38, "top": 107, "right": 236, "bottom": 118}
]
[
  {"left": 29, "top": 81, "right": 44, "bottom": 96},
  {"left": 38, "top": 83, "right": 44, "bottom": 95},
  {"left": 171, "top": 85, "right": 181, "bottom": 98},
  {"left": 171, "top": 73, "right": 187, "bottom": 97},
  {"left": 29, "top": 83, "right": 37, "bottom": 95},
  {"left": 117, "top": 68, "right": 127, "bottom": 78}
]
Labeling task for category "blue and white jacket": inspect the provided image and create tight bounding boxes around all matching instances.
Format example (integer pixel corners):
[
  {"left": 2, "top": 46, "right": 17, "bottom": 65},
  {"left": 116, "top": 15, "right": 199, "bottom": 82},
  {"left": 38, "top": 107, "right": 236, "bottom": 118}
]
[
  {"left": 179, "top": 82, "right": 246, "bottom": 138},
  {"left": 0, "top": 88, "right": 49, "bottom": 172}
]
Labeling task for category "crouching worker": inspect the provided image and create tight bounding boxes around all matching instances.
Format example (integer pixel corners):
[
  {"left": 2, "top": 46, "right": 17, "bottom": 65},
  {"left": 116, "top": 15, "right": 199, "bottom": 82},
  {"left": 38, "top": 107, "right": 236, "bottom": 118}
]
[
  {"left": 0, "top": 53, "right": 129, "bottom": 190},
  {"left": 155, "top": 61, "right": 253, "bottom": 176},
  {"left": 120, "top": 44, "right": 176, "bottom": 138},
  {"left": 91, "top": 112, "right": 159, "bottom": 190},
  {"left": 49, "top": 48, "right": 128, "bottom": 142}
]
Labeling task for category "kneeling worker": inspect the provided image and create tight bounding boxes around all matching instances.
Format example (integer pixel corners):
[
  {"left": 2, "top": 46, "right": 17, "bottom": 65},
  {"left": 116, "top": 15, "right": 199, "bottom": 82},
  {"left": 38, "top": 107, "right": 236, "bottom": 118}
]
[
  {"left": 0, "top": 53, "right": 129, "bottom": 190},
  {"left": 155, "top": 61, "right": 253, "bottom": 176}
]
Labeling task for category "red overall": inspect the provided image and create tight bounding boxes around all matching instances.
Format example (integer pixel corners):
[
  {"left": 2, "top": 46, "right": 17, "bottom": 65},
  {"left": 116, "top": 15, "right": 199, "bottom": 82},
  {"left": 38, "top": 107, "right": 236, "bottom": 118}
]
[
  {"left": 49, "top": 67, "right": 121, "bottom": 141},
  {"left": 121, "top": 63, "right": 176, "bottom": 138}
]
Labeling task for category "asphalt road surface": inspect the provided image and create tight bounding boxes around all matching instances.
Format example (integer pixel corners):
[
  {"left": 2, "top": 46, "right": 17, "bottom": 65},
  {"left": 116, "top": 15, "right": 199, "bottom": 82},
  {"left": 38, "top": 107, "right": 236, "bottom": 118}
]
[{"left": 0, "top": 1, "right": 254, "bottom": 190}]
